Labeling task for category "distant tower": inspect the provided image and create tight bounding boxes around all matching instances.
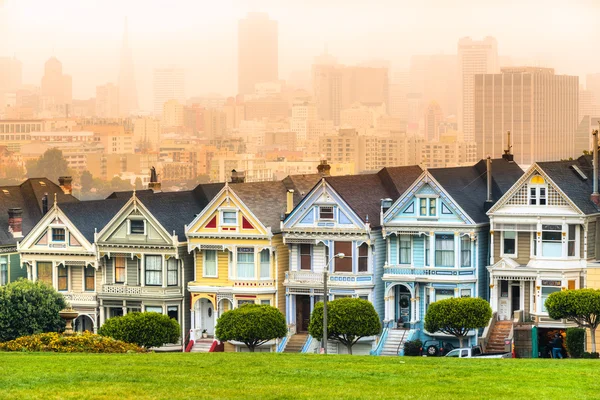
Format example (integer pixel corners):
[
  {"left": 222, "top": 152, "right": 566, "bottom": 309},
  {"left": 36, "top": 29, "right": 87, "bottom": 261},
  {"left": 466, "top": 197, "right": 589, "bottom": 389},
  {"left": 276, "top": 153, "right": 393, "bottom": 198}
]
[
  {"left": 119, "top": 17, "right": 138, "bottom": 117},
  {"left": 238, "top": 13, "right": 278, "bottom": 95}
]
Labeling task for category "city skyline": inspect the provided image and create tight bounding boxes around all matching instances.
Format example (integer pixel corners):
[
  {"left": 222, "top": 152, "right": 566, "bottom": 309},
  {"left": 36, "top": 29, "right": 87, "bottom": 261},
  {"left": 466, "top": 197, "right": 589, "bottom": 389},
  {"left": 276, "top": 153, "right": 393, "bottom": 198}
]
[{"left": 1, "top": 0, "right": 599, "bottom": 110}]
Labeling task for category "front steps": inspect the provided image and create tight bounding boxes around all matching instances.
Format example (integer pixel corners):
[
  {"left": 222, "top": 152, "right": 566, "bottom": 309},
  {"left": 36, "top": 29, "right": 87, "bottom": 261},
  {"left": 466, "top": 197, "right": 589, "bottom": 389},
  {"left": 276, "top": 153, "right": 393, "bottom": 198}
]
[
  {"left": 487, "top": 321, "right": 512, "bottom": 352},
  {"left": 283, "top": 333, "right": 309, "bottom": 353},
  {"left": 381, "top": 329, "right": 410, "bottom": 356}
]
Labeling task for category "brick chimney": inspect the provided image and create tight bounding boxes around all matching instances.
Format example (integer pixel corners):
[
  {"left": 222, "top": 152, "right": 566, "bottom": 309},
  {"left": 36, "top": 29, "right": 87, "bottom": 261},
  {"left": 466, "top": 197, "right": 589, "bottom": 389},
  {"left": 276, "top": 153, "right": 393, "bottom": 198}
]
[
  {"left": 58, "top": 176, "right": 72, "bottom": 195},
  {"left": 230, "top": 169, "right": 246, "bottom": 184},
  {"left": 317, "top": 160, "right": 331, "bottom": 177},
  {"left": 8, "top": 208, "right": 23, "bottom": 238}
]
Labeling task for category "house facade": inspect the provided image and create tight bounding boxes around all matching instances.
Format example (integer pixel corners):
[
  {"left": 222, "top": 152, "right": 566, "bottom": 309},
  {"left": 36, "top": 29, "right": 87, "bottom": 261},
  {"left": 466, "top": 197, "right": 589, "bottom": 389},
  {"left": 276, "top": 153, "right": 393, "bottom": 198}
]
[{"left": 381, "top": 159, "right": 523, "bottom": 347}]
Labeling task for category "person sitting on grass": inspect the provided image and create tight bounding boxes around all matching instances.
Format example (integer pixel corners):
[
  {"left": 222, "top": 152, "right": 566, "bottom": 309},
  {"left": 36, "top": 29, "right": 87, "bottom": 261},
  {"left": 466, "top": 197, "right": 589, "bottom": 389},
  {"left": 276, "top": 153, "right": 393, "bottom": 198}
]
[{"left": 551, "top": 334, "right": 563, "bottom": 359}]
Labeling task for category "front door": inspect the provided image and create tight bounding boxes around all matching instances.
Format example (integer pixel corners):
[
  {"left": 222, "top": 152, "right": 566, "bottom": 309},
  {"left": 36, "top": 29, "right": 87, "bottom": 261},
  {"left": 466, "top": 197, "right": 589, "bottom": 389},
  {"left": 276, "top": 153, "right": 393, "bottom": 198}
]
[
  {"left": 296, "top": 295, "right": 311, "bottom": 332},
  {"left": 511, "top": 285, "right": 521, "bottom": 315},
  {"left": 200, "top": 298, "right": 215, "bottom": 335}
]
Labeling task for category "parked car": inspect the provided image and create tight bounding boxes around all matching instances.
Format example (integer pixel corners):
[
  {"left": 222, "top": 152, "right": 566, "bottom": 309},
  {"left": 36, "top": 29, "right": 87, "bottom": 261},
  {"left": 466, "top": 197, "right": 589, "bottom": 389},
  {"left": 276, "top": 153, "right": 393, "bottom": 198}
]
[
  {"left": 445, "top": 346, "right": 511, "bottom": 358},
  {"left": 420, "top": 340, "right": 456, "bottom": 356}
]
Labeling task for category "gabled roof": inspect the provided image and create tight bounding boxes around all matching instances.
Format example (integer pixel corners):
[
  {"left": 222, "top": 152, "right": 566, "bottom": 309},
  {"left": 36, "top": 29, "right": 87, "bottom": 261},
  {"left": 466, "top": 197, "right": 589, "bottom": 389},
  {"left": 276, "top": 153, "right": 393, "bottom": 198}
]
[
  {"left": 537, "top": 156, "right": 599, "bottom": 215},
  {"left": 59, "top": 198, "right": 129, "bottom": 243},
  {"left": 0, "top": 178, "right": 79, "bottom": 247},
  {"left": 428, "top": 158, "right": 524, "bottom": 223}
]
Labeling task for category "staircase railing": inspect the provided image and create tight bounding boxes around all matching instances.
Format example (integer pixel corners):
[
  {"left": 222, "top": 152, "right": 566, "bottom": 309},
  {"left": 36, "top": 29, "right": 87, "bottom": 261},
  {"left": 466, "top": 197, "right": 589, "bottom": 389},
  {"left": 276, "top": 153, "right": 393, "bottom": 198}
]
[
  {"left": 276, "top": 334, "right": 290, "bottom": 353},
  {"left": 370, "top": 320, "right": 394, "bottom": 356},
  {"left": 478, "top": 311, "right": 497, "bottom": 353},
  {"left": 396, "top": 329, "right": 408, "bottom": 356},
  {"left": 300, "top": 335, "right": 314, "bottom": 354}
]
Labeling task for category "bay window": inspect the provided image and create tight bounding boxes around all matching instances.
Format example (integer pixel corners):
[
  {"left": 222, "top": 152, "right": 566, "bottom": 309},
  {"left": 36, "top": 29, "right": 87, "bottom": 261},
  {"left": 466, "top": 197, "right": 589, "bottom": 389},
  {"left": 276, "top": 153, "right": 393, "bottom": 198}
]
[
  {"left": 435, "top": 289, "right": 454, "bottom": 302},
  {"left": 57, "top": 265, "right": 68, "bottom": 291},
  {"left": 37, "top": 262, "right": 52, "bottom": 285},
  {"left": 334, "top": 242, "right": 353, "bottom": 272},
  {"left": 260, "top": 249, "right": 270, "bottom": 278},
  {"left": 568, "top": 225, "right": 577, "bottom": 257},
  {"left": 399, "top": 236, "right": 411, "bottom": 264},
  {"left": 0, "top": 257, "right": 7, "bottom": 285},
  {"left": 300, "top": 244, "right": 311, "bottom": 270},
  {"left": 114, "top": 256, "right": 126, "bottom": 284},
  {"left": 435, "top": 234, "right": 454, "bottom": 267},
  {"left": 146, "top": 306, "right": 162, "bottom": 313},
  {"left": 502, "top": 231, "right": 516, "bottom": 256},
  {"left": 167, "top": 258, "right": 178, "bottom": 286},
  {"left": 541, "top": 225, "right": 562, "bottom": 258},
  {"left": 145, "top": 255, "right": 162, "bottom": 286},
  {"left": 167, "top": 306, "right": 179, "bottom": 322},
  {"left": 542, "top": 286, "right": 561, "bottom": 313},
  {"left": 460, "top": 236, "right": 471, "bottom": 267},
  {"left": 84, "top": 266, "right": 95, "bottom": 291},
  {"left": 358, "top": 243, "right": 368, "bottom": 272},
  {"left": 237, "top": 248, "right": 255, "bottom": 278},
  {"left": 425, "top": 237, "right": 430, "bottom": 266},
  {"left": 204, "top": 250, "right": 217, "bottom": 277}
]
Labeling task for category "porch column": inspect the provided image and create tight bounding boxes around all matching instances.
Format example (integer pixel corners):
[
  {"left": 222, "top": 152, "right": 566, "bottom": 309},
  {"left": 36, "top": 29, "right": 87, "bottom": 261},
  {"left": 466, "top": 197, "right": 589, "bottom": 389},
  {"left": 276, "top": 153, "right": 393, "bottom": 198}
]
[
  {"left": 162, "top": 255, "right": 167, "bottom": 288},
  {"left": 190, "top": 309, "right": 196, "bottom": 330},
  {"left": 68, "top": 265, "right": 73, "bottom": 292},
  {"left": 410, "top": 297, "right": 416, "bottom": 323},
  {"left": 454, "top": 232, "right": 460, "bottom": 268},
  {"left": 389, "top": 290, "right": 395, "bottom": 322},
  {"left": 489, "top": 230, "right": 494, "bottom": 265},
  {"left": 384, "top": 292, "right": 390, "bottom": 321},
  {"left": 490, "top": 277, "right": 498, "bottom": 312},
  {"left": 414, "top": 283, "right": 420, "bottom": 321},
  {"left": 286, "top": 294, "right": 291, "bottom": 325},
  {"left": 122, "top": 300, "right": 127, "bottom": 316},
  {"left": 534, "top": 277, "right": 542, "bottom": 314},
  {"left": 529, "top": 281, "right": 535, "bottom": 314},
  {"left": 52, "top": 261, "right": 58, "bottom": 289},
  {"left": 429, "top": 233, "right": 435, "bottom": 267},
  {"left": 99, "top": 305, "right": 105, "bottom": 326},
  {"left": 140, "top": 255, "right": 145, "bottom": 287}
]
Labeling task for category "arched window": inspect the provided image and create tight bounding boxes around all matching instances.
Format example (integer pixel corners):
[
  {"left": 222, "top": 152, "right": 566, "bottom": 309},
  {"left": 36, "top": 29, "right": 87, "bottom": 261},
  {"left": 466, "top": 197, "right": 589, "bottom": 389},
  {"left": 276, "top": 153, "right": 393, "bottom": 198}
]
[{"left": 529, "top": 175, "right": 547, "bottom": 205}]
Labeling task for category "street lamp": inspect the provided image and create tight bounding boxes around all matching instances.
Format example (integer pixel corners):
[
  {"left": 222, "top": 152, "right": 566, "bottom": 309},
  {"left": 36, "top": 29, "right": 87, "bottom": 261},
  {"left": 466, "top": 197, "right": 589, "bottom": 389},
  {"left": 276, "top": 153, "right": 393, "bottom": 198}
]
[{"left": 322, "top": 252, "right": 345, "bottom": 355}]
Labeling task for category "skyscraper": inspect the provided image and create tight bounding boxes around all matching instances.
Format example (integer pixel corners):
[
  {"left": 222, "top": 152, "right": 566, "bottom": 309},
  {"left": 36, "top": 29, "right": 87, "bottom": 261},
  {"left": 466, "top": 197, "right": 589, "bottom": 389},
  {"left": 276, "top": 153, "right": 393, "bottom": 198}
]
[
  {"left": 424, "top": 101, "right": 443, "bottom": 141},
  {"left": 41, "top": 57, "right": 72, "bottom": 115},
  {"left": 458, "top": 37, "right": 498, "bottom": 142},
  {"left": 118, "top": 17, "right": 138, "bottom": 117},
  {"left": 96, "top": 83, "right": 120, "bottom": 118},
  {"left": 153, "top": 68, "right": 185, "bottom": 117},
  {"left": 474, "top": 67, "right": 579, "bottom": 165},
  {"left": 410, "top": 54, "right": 458, "bottom": 118},
  {"left": 238, "top": 13, "right": 278, "bottom": 95}
]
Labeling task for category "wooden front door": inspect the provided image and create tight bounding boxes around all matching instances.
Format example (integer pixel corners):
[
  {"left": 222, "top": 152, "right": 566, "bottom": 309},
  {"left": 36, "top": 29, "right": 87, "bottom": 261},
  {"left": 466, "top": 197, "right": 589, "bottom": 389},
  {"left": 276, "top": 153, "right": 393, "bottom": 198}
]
[{"left": 296, "top": 296, "right": 311, "bottom": 332}]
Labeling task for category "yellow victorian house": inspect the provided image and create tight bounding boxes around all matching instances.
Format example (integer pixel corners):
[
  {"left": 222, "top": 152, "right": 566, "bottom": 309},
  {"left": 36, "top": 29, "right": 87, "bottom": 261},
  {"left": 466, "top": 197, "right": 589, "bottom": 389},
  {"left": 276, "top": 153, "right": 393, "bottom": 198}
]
[{"left": 185, "top": 174, "right": 320, "bottom": 352}]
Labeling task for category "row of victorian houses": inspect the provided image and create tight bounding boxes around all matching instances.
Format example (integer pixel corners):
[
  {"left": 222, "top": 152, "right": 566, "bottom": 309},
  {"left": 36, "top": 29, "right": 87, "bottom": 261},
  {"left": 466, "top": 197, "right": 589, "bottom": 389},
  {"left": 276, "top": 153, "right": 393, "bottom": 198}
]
[{"left": 3, "top": 146, "right": 600, "bottom": 354}]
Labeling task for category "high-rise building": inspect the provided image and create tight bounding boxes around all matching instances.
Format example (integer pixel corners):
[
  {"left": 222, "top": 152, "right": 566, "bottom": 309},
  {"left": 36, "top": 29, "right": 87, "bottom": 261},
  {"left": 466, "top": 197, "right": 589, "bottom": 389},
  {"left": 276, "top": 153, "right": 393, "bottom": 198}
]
[
  {"left": 291, "top": 100, "right": 317, "bottom": 141},
  {"left": 0, "top": 57, "right": 22, "bottom": 111},
  {"left": 389, "top": 70, "right": 409, "bottom": 129},
  {"left": 410, "top": 54, "right": 458, "bottom": 118},
  {"left": 587, "top": 73, "right": 600, "bottom": 103},
  {"left": 203, "top": 108, "right": 227, "bottom": 139},
  {"left": 133, "top": 117, "right": 161, "bottom": 151},
  {"left": 474, "top": 67, "right": 579, "bottom": 165},
  {"left": 423, "top": 101, "right": 443, "bottom": 141},
  {"left": 153, "top": 68, "right": 185, "bottom": 117},
  {"left": 162, "top": 99, "right": 184, "bottom": 128},
  {"left": 118, "top": 18, "right": 138, "bottom": 117},
  {"left": 95, "top": 83, "right": 119, "bottom": 118},
  {"left": 458, "top": 37, "right": 498, "bottom": 141},
  {"left": 41, "top": 57, "right": 72, "bottom": 115},
  {"left": 238, "top": 13, "right": 278, "bottom": 95}
]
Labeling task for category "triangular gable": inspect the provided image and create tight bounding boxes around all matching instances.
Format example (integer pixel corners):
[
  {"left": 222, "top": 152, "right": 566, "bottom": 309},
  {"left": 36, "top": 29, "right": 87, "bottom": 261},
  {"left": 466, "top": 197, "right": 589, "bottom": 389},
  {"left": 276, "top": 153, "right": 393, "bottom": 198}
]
[
  {"left": 18, "top": 204, "right": 94, "bottom": 253},
  {"left": 283, "top": 179, "right": 366, "bottom": 230},
  {"left": 186, "top": 184, "right": 270, "bottom": 237},
  {"left": 96, "top": 194, "right": 175, "bottom": 245},
  {"left": 383, "top": 171, "right": 475, "bottom": 225},
  {"left": 487, "top": 164, "right": 582, "bottom": 215}
]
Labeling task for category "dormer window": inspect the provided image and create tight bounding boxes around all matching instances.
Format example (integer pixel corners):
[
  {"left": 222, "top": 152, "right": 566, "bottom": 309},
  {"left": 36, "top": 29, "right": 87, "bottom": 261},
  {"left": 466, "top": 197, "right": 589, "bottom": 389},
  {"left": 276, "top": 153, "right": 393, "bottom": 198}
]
[
  {"left": 221, "top": 210, "right": 238, "bottom": 226},
  {"left": 529, "top": 175, "right": 547, "bottom": 205},
  {"left": 418, "top": 198, "right": 437, "bottom": 217},
  {"left": 52, "top": 228, "right": 65, "bottom": 242},
  {"left": 319, "top": 206, "right": 334, "bottom": 220},
  {"left": 130, "top": 220, "right": 145, "bottom": 235}
]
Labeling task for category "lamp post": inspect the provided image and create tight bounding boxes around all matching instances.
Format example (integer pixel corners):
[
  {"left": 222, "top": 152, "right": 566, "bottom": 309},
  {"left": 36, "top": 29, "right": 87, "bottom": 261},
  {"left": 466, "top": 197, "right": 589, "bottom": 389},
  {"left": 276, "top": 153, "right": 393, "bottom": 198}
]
[{"left": 323, "top": 252, "right": 345, "bottom": 355}]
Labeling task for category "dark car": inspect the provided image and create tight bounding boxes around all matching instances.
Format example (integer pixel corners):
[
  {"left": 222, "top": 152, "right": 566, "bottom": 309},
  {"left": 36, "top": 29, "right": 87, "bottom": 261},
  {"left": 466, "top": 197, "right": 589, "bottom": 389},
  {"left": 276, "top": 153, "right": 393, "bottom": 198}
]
[{"left": 420, "top": 340, "right": 456, "bottom": 356}]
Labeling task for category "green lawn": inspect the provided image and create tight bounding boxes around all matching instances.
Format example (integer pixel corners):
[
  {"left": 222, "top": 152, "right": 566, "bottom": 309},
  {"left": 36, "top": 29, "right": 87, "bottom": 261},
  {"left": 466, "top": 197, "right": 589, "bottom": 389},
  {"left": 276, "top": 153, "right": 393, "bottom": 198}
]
[{"left": 0, "top": 352, "right": 597, "bottom": 399}]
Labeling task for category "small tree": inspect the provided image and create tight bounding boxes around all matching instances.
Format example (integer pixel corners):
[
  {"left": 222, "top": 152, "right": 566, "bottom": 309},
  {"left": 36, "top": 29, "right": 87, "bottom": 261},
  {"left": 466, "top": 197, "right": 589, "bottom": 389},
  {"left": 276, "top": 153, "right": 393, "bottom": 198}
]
[
  {"left": 424, "top": 297, "right": 491, "bottom": 347},
  {"left": 99, "top": 312, "right": 180, "bottom": 349},
  {"left": 545, "top": 289, "right": 600, "bottom": 353},
  {"left": 25, "top": 148, "right": 71, "bottom": 183},
  {"left": 308, "top": 298, "right": 381, "bottom": 355},
  {"left": 0, "top": 279, "right": 67, "bottom": 341},
  {"left": 215, "top": 304, "right": 286, "bottom": 352}
]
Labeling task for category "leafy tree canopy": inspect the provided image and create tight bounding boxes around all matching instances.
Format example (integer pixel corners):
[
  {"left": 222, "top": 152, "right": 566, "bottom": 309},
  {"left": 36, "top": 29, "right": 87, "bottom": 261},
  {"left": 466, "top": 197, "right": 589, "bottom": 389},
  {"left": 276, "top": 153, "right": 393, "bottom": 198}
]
[
  {"left": 308, "top": 298, "right": 381, "bottom": 354},
  {"left": 215, "top": 304, "right": 287, "bottom": 352},
  {"left": 26, "top": 148, "right": 71, "bottom": 183},
  {"left": 98, "top": 312, "right": 180, "bottom": 349},
  {"left": 0, "top": 279, "right": 67, "bottom": 341}
]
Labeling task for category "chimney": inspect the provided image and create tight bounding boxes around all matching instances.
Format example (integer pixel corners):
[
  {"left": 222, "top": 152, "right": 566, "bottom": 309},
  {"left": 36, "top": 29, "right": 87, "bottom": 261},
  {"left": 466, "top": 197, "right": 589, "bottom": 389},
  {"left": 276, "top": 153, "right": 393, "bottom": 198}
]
[
  {"left": 286, "top": 189, "right": 294, "bottom": 214},
  {"left": 502, "top": 131, "right": 514, "bottom": 162},
  {"left": 148, "top": 166, "right": 161, "bottom": 193},
  {"left": 592, "top": 130, "right": 599, "bottom": 205},
  {"left": 381, "top": 198, "right": 392, "bottom": 215},
  {"left": 317, "top": 160, "right": 331, "bottom": 177},
  {"left": 230, "top": 169, "right": 246, "bottom": 184},
  {"left": 42, "top": 193, "right": 49, "bottom": 215},
  {"left": 8, "top": 208, "right": 23, "bottom": 238},
  {"left": 58, "top": 176, "right": 72, "bottom": 195},
  {"left": 484, "top": 157, "right": 494, "bottom": 212}
]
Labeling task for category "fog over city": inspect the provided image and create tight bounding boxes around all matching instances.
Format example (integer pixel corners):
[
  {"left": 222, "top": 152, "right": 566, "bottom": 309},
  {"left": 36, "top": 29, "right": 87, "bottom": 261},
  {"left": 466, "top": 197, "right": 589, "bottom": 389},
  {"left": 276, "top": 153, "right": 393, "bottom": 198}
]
[{"left": 2, "top": 0, "right": 599, "bottom": 107}]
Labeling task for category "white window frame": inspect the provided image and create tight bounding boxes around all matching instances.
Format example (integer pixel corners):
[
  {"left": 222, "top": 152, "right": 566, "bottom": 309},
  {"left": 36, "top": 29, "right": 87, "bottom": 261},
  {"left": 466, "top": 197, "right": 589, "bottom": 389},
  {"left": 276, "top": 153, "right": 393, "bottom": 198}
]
[
  {"left": 145, "top": 305, "right": 163, "bottom": 313},
  {"left": 260, "top": 299, "right": 271, "bottom": 306},
  {"left": 0, "top": 257, "right": 8, "bottom": 286},
  {"left": 417, "top": 196, "right": 438, "bottom": 218},
  {"left": 567, "top": 224, "right": 579, "bottom": 258},
  {"left": 51, "top": 227, "right": 66, "bottom": 243},
  {"left": 128, "top": 219, "right": 146, "bottom": 235},
  {"left": 528, "top": 184, "right": 548, "bottom": 206},
  {"left": 539, "top": 224, "right": 563, "bottom": 259},
  {"left": 259, "top": 249, "right": 270, "bottom": 279},
  {"left": 220, "top": 209, "right": 238, "bottom": 226},
  {"left": 318, "top": 205, "right": 335, "bottom": 221},
  {"left": 460, "top": 288, "right": 471, "bottom": 298},
  {"left": 203, "top": 250, "right": 218, "bottom": 278},
  {"left": 500, "top": 231, "right": 518, "bottom": 258},
  {"left": 398, "top": 235, "right": 412, "bottom": 265}
]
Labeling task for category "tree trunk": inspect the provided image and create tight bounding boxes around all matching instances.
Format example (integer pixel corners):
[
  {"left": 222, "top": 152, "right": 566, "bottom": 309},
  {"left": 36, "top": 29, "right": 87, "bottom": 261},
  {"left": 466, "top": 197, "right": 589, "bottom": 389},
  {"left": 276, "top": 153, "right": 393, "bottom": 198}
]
[
  {"left": 248, "top": 345, "right": 255, "bottom": 352},
  {"left": 591, "top": 328, "right": 597, "bottom": 353},
  {"left": 347, "top": 343, "right": 353, "bottom": 355},
  {"left": 458, "top": 336, "right": 464, "bottom": 348}
]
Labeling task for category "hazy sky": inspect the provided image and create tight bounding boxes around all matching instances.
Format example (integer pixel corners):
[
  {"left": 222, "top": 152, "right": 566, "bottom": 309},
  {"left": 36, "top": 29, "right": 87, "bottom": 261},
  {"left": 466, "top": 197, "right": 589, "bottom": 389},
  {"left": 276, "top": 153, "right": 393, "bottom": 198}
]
[{"left": 2, "top": 0, "right": 599, "bottom": 111}]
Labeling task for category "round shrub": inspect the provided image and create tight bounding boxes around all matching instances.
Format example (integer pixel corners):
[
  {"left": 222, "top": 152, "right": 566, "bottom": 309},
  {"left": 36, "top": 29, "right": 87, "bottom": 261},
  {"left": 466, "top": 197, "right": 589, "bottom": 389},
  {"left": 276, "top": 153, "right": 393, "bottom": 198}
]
[
  {"left": 403, "top": 339, "right": 423, "bottom": 356},
  {"left": 565, "top": 328, "right": 585, "bottom": 359},
  {"left": 99, "top": 312, "right": 180, "bottom": 349},
  {"left": 0, "top": 279, "right": 67, "bottom": 342},
  {"left": 0, "top": 332, "right": 144, "bottom": 353}
]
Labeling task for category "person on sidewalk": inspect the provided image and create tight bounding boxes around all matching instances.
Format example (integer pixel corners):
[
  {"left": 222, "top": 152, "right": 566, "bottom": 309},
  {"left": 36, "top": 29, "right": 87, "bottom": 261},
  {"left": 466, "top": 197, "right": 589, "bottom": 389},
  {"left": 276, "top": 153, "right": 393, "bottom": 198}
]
[{"left": 551, "top": 334, "right": 563, "bottom": 359}]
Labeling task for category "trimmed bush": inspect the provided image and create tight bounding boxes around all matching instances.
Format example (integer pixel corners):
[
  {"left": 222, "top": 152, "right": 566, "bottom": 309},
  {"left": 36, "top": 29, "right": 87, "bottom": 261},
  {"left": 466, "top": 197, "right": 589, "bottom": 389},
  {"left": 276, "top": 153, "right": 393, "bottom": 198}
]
[
  {"left": 403, "top": 339, "right": 423, "bottom": 356},
  {"left": 0, "top": 332, "right": 144, "bottom": 353},
  {"left": 216, "top": 304, "right": 286, "bottom": 352},
  {"left": 308, "top": 298, "right": 381, "bottom": 355},
  {"left": 583, "top": 352, "right": 600, "bottom": 359},
  {"left": 99, "top": 312, "right": 180, "bottom": 349},
  {"left": 565, "top": 328, "right": 585, "bottom": 359},
  {"left": 424, "top": 297, "right": 491, "bottom": 347},
  {"left": 0, "top": 279, "right": 67, "bottom": 342}
]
